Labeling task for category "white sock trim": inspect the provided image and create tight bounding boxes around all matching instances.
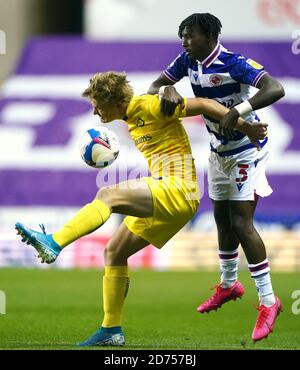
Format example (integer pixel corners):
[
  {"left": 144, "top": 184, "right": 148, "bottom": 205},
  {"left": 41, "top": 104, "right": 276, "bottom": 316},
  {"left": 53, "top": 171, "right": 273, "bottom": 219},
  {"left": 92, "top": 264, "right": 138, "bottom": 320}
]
[
  {"left": 219, "top": 248, "right": 239, "bottom": 255},
  {"left": 248, "top": 258, "right": 268, "bottom": 268}
]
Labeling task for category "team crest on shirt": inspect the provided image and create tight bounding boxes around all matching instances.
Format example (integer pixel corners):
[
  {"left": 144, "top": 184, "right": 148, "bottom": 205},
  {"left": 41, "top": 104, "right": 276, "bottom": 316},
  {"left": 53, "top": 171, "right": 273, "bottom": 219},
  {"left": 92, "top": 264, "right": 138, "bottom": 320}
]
[
  {"left": 209, "top": 74, "right": 223, "bottom": 86},
  {"left": 136, "top": 117, "right": 145, "bottom": 127},
  {"left": 246, "top": 59, "right": 264, "bottom": 70}
]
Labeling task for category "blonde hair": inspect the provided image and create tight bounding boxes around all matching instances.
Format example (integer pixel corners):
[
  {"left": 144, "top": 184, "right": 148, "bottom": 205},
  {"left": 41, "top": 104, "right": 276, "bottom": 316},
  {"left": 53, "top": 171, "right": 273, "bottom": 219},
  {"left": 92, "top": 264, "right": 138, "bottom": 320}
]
[{"left": 82, "top": 71, "right": 134, "bottom": 107}]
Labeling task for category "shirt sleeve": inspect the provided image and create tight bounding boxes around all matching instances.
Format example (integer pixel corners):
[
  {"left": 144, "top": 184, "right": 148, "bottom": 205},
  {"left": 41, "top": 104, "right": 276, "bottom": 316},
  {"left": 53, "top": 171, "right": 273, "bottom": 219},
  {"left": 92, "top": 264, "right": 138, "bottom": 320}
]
[
  {"left": 228, "top": 55, "right": 268, "bottom": 88},
  {"left": 163, "top": 52, "right": 188, "bottom": 83}
]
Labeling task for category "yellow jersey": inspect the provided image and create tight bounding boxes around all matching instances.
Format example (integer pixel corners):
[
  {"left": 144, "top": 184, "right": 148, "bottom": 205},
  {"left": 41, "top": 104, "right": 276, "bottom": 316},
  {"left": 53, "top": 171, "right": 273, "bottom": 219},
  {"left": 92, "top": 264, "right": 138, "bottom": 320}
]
[{"left": 125, "top": 94, "right": 196, "bottom": 181}]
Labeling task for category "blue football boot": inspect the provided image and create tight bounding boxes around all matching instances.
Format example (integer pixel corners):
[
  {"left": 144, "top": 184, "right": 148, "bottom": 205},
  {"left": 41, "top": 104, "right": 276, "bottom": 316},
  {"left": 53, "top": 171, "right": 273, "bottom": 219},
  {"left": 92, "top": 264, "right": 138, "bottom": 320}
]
[
  {"left": 77, "top": 327, "right": 125, "bottom": 347},
  {"left": 15, "top": 222, "right": 61, "bottom": 264}
]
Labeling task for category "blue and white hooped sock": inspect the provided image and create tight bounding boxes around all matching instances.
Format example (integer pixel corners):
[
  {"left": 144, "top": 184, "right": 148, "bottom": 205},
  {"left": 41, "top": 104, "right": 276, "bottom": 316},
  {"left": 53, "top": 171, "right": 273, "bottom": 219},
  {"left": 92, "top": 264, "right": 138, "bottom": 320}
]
[
  {"left": 248, "top": 259, "right": 275, "bottom": 307},
  {"left": 219, "top": 248, "right": 239, "bottom": 288}
]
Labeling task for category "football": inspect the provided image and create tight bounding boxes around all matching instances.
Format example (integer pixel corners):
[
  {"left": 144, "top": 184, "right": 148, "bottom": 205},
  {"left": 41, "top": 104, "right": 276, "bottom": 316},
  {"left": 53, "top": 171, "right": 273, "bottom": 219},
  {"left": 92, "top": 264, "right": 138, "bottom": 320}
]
[{"left": 79, "top": 127, "right": 120, "bottom": 168}]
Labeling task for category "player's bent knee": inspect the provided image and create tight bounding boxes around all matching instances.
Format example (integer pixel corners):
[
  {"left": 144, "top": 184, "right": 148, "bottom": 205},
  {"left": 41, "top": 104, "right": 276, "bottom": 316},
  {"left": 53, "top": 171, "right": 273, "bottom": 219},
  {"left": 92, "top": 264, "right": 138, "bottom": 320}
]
[
  {"left": 104, "top": 247, "right": 128, "bottom": 265},
  {"left": 104, "top": 247, "right": 117, "bottom": 264},
  {"left": 104, "top": 236, "right": 131, "bottom": 264},
  {"left": 96, "top": 187, "right": 115, "bottom": 207},
  {"left": 232, "top": 215, "right": 254, "bottom": 236},
  {"left": 214, "top": 212, "right": 232, "bottom": 231},
  {"left": 96, "top": 187, "right": 110, "bottom": 200},
  {"left": 96, "top": 186, "right": 127, "bottom": 212}
]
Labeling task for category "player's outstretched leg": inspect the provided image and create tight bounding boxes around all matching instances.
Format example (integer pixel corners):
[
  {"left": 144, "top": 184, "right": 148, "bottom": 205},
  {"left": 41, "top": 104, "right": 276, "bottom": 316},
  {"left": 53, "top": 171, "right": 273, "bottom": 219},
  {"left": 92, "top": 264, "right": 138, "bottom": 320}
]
[
  {"left": 78, "top": 223, "right": 149, "bottom": 347},
  {"left": 15, "top": 198, "right": 111, "bottom": 264},
  {"left": 15, "top": 179, "right": 152, "bottom": 264}
]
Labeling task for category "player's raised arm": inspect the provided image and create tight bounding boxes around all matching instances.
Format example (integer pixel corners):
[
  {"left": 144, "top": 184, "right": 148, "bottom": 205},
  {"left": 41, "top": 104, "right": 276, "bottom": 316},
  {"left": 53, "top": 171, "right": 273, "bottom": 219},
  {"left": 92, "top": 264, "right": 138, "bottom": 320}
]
[
  {"left": 185, "top": 97, "right": 228, "bottom": 119},
  {"left": 147, "top": 73, "right": 174, "bottom": 94},
  {"left": 185, "top": 97, "right": 268, "bottom": 148}
]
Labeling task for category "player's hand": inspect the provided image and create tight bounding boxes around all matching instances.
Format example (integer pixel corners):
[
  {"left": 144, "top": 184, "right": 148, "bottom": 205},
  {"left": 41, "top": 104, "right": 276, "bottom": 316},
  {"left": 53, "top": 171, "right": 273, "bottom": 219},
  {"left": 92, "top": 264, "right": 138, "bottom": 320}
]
[
  {"left": 160, "top": 86, "right": 184, "bottom": 117},
  {"left": 219, "top": 108, "right": 239, "bottom": 139},
  {"left": 245, "top": 122, "right": 268, "bottom": 151}
]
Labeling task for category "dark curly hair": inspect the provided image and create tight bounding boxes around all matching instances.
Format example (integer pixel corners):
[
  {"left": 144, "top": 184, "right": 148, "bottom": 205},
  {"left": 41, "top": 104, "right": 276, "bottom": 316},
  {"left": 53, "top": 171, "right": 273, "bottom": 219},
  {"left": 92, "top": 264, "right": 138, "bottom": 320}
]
[{"left": 178, "top": 13, "right": 222, "bottom": 42}]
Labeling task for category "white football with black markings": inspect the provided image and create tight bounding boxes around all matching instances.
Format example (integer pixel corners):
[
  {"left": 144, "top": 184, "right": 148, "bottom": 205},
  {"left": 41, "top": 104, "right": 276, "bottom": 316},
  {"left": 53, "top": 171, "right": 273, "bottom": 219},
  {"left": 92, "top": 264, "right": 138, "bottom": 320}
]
[{"left": 80, "top": 127, "right": 119, "bottom": 169}]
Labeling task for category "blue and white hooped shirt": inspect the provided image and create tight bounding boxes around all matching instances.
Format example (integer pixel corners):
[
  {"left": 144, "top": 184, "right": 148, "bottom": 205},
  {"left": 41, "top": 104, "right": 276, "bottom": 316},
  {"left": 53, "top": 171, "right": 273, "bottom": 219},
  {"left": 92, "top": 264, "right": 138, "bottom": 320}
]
[{"left": 163, "top": 42, "right": 268, "bottom": 156}]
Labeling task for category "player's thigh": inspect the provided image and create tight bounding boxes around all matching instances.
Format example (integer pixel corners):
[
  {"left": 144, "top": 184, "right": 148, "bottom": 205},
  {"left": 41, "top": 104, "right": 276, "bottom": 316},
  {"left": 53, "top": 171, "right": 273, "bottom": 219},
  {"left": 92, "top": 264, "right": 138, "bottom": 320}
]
[
  {"left": 208, "top": 153, "right": 230, "bottom": 200},
  {"left": 104, "top": 221, "right": 149, "bottom": 264},
  {"left": 97, "top": 178, "right": 153, "bottom": 217},
  {"left": 212, "top": 200, "right": 231, "bottom": 228},
  {"left": 228, "top": 150, "right": 272, "bottom": 201},
  {"left": 230, "top": 199, "right": 258, "bottom": 224}
]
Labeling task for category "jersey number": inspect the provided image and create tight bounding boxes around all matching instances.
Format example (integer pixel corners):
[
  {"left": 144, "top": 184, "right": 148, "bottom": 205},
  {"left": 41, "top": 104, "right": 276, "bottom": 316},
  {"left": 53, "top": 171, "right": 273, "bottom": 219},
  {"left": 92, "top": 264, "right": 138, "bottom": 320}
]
[{"left": 235, "top": 164, "right": 249, "bottom": 183}]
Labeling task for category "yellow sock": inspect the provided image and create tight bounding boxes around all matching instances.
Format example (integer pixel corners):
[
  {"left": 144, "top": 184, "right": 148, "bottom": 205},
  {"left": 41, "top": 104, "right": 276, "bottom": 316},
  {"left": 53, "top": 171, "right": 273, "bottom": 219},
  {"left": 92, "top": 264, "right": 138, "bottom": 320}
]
[
  {"left": 52, "top": 199, "right": 111, "bottom": 247},
  {"left": 102, "top": 266, "right": 129, "bottom": 328}
]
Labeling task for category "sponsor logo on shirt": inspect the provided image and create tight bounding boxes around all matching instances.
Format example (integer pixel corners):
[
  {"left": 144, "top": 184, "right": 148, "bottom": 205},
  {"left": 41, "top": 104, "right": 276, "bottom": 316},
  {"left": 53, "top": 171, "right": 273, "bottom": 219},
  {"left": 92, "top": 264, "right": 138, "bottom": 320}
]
[
  {"left": 134, "top": 134, "right": 152, "bottom": 146},
  {"left": 136, "top": 117, "right": 145, "bottom": 127},
  {"left": 246, "top": 59, "right": 264, "bottom": 70}
]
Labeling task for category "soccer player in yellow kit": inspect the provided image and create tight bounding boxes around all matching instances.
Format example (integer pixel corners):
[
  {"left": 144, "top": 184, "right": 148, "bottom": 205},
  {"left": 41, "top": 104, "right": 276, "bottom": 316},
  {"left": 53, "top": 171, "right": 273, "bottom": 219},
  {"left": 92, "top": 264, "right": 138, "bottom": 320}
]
[{"left": 15, "top": 72, "right": 267, "bottom": 347}]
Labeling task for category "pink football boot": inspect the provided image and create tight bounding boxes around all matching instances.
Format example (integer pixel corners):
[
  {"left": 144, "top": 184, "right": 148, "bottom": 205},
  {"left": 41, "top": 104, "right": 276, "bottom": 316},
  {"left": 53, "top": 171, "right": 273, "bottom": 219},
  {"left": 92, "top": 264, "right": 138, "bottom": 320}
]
[
  {"left": 197, "top": 280, "right": 245, "bottom": 313},
  {"left": 252, "top": 296, "right": 283, "bottom": 342}
]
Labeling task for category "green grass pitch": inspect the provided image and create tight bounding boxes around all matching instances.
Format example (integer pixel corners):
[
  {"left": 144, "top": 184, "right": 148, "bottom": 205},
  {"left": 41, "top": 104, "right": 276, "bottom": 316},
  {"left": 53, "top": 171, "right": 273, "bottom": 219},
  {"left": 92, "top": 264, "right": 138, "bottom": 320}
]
[{"left": 0, "top": 268, "right": 299, "bottom": 350}]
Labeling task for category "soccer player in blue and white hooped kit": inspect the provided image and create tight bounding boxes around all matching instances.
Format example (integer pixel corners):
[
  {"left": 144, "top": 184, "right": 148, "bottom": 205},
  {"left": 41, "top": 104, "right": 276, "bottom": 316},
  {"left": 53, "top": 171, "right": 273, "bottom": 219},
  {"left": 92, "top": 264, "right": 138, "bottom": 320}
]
[{"left": 148, "top": 13, "right": 285, "bottom": 342}]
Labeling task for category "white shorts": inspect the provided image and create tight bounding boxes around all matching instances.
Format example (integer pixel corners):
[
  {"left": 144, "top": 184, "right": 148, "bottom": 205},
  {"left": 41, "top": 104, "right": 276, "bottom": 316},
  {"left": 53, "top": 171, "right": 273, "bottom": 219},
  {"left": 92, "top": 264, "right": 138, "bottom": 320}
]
[{"left": 208, "top": 146, "right": 273, "bottom": 201}]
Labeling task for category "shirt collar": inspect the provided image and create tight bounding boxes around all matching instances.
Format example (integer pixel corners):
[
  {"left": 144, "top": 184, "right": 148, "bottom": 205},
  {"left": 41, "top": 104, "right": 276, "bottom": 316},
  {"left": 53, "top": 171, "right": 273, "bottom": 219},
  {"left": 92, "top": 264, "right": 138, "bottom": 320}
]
[{"left": 199, "top": 42, "right": 221, "bottom": 68}]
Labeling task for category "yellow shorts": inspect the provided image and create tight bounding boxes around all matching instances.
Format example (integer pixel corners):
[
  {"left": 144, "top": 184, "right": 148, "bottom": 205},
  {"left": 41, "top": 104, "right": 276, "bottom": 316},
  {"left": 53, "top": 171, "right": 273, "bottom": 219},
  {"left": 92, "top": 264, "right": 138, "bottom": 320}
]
[{"left": 124, "top": 176, "right": 200, "bottom": 248}]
